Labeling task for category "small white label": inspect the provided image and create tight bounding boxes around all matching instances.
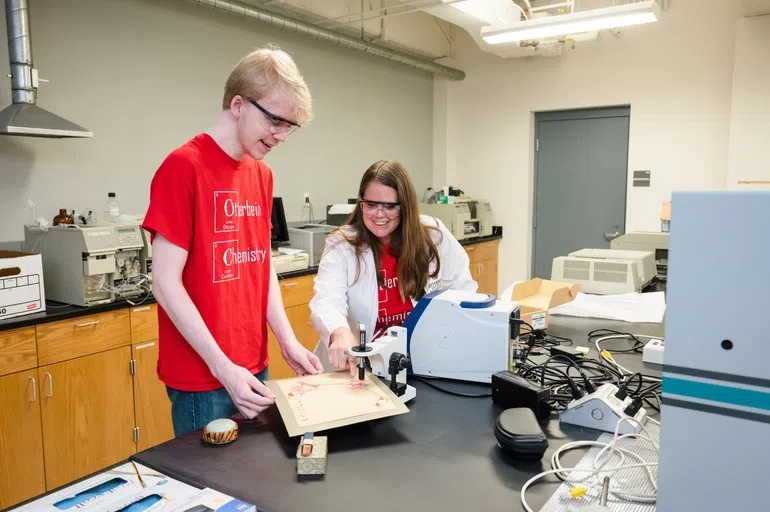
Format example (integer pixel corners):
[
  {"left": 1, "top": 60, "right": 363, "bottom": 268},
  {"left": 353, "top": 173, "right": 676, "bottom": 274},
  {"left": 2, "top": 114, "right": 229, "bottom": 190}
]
[
  {"left": 87, "top": 231, "right": 111, "bottom": 237},
  {"left": 532, "top": 312, "right": 546, "bottom": 330}
]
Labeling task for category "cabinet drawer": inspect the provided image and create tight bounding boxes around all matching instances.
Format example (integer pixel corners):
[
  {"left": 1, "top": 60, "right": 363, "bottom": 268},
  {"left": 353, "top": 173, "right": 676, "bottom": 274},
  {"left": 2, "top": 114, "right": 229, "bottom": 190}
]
[
  {"left": 37, "top": 310, "right": 131, "bottom": 366},
  {"left": 129, "top": 304, "right": 158, "bottom": 344},
  {"left": 278, "top": 274, "right": 314, "bottom": 308},
  {"left": 0, "top": 326, "right": 37, "bottom": 376},
  {"left": 464, "top": 239, "right": 499, "bottom": 263}
]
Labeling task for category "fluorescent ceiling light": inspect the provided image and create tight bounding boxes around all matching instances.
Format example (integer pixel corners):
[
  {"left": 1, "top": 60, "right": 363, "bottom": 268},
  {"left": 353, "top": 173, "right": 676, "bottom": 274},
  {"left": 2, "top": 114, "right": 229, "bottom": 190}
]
[{"left": 481, "top": 0, "right": 660, "bottom": 44}]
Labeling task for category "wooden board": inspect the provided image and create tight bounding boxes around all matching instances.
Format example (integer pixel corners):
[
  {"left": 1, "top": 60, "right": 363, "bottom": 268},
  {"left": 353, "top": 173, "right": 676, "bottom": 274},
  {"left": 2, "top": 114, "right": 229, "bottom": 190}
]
[{"left": 266, "top": 371, "right": 409, "bottom": 437}]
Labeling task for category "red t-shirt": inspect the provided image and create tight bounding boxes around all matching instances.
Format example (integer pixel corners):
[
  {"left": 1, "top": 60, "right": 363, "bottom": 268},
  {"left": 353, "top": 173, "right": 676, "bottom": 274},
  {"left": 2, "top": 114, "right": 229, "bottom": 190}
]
[
  {"left": 374, "top": 245, "right": 415, "bottom": 340},
  {"left": 142, "top": 133, "right": 273, "bottom": 391}
]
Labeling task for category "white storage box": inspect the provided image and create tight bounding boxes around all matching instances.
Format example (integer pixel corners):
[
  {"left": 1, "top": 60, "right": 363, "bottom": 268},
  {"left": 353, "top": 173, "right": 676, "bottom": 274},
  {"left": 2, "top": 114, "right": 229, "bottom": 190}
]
[{"left": 0, "top": 250, "right": 46, "bottom": 320}]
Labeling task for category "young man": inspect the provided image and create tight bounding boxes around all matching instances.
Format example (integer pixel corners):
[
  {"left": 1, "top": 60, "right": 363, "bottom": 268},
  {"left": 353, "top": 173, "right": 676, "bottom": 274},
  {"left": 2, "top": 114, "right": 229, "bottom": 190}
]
[{"left": 142, "top": 47, "right": 323, "bottom": 437}]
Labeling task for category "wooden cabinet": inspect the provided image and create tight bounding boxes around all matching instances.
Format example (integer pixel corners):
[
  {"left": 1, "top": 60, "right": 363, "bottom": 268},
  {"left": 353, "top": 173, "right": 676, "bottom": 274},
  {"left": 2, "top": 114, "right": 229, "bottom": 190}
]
[
  {"left": 37, "top": 310, "right": 131, "bottom": 366},
  {"left": 465, "top": 239, "right": 500, "bottom": 297},
  {"left": 129, "top": 304, "right": 159, "bottom": 345},
  {"left": 0, "top": 369, "right": 46, "bottom": 510},
  {"left": 39, "top": 346, "right": 136, "bottom": 490},
  {"left": 267, "top": 274, "right": 319, "bottom": 380},
  {"left": 0, "top": 326, "right": 37, "bottom": 375},
  {"left": 132, "top": 340, "right": 174, "bottom": 451}
]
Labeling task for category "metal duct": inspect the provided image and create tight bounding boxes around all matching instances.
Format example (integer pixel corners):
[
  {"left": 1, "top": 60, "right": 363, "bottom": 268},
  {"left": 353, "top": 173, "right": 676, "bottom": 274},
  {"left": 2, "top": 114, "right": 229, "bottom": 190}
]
[
  {"left": 0, "top": 0, "right": 92, "bottom": 138},
  {"left": 184, "top": 0, "right": 466, "bottom": 81}
]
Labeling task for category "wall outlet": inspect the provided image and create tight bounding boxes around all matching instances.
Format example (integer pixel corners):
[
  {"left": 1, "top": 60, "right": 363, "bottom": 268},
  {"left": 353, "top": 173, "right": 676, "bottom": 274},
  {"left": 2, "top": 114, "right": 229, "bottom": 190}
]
[{"left": 303, "top": 192, "right": 310, "bottom": 203}]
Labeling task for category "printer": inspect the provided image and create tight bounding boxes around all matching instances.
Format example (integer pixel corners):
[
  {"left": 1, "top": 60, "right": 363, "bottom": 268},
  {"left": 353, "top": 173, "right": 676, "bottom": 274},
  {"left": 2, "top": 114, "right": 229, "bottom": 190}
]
[
  {"left": 287, "top": 223, "right": 334, "bottom": 267},
  {"left": 551, "top": 248, "right": 656, "bottom": 295},
  {"left": 420, "top": 197, "right": 493, "bottom": 241}
]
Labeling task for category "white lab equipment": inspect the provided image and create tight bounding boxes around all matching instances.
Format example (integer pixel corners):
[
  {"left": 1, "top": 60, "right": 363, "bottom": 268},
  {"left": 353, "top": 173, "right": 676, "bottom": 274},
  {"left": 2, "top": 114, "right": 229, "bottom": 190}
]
[
  {"left": 403, "top": 289, "right": 520, "bottom": 383},
  {"left": 551, "top": 248, "right": 656, "bottom": 295},
  {"left": 657, "top": 191, "right": 770, "bottom": 511},
  {"left": 24, "top": 224, "right": 117, "bottom": 306}
]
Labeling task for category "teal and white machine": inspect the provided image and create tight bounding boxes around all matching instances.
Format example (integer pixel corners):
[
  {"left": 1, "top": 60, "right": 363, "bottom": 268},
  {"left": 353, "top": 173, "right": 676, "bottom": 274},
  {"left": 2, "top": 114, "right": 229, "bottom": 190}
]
[{"left": 657, "top": 191, "right": 770, "bottom": 510}]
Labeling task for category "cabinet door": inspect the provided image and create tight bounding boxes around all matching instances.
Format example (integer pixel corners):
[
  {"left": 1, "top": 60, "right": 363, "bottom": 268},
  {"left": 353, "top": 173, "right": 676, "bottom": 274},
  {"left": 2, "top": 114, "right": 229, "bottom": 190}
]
[
  {"left": 0, "top": 369, "right": 46, "bottom": 510},
  {"left": 132, "top": 341, "right": 174, "bottom": 451},
  {"left": 40, "top": 346, "right": 136, "bottom": 490},
  {"left": 267, "top": 304, "right": 319, "bottom": 380},
  {"left": 475, "top": 259, "right": 499, "bottom": 297}
]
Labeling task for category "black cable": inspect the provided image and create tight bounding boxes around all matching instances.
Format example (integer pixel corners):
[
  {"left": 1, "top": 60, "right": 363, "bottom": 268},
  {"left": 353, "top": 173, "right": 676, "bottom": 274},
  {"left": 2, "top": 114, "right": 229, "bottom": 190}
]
[
  {"left": 410, "top": 375, "right": 492, "bottom": 398},
  {"left": 588, "top": 329, "right": 645, "bottom": 353}
]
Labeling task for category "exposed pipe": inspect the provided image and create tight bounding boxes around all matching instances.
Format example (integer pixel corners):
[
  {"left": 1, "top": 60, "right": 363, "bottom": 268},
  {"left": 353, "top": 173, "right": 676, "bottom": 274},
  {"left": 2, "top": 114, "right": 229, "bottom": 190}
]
[
  {"left": 317, "top": 0, "right": 421, "bottom": 25},
  {"left": 324, "top": 0, "right": 467, "bottom": 29},
  {"left": 183, "top": 0, "right": 465, "bottom": 80}
]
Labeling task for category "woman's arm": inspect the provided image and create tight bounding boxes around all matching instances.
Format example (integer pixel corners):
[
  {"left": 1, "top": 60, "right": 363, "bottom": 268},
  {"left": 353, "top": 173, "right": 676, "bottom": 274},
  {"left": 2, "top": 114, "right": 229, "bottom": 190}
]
[
  {"left": 432, "top": 217, "right": 479, "bottom": 292},
  {"left": 309, "top": 235, "right": 353, "bottom": 348}
]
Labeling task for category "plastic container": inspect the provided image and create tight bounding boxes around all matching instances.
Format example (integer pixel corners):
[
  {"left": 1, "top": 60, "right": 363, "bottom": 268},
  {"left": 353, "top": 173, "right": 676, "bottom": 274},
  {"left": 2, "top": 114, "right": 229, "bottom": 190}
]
[{"left": 104, "top": 192, "right": 120, "bottom": 223}]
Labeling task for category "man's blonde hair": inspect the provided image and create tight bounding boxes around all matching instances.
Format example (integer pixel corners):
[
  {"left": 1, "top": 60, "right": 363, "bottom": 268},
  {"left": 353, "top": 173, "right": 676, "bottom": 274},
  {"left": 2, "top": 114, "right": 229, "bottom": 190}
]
[{"left": 223, "top": 45, "right": 313, "bottom": 126}]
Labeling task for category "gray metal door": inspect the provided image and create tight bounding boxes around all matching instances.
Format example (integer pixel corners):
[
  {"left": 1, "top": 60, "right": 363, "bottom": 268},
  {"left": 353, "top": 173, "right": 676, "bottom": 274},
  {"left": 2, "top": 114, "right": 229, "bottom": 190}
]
[{"left": 532, "top": 107, "right": 630, "bottom": 279}]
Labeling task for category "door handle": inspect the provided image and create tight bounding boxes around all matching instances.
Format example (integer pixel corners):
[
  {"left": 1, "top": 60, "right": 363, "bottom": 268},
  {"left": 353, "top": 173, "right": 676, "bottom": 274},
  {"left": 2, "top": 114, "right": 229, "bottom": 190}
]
[
  {"left": 74, "top": 320, "right": 100, "bottom": 328},
  {"left": 603, "top": 231, "right": 620, "bottom": 241},
  {"left": 44, "top": 373, "right": 53, "bottom": 399},
  {"left": 29, "top": 377, "right": 37, "bottom": 403}
]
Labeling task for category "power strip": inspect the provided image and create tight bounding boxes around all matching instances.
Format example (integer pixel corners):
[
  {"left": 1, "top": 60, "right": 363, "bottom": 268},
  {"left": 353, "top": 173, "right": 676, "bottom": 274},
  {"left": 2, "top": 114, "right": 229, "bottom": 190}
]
[{"left": 643, "top": 338, "right": 664, "bottom": 365}]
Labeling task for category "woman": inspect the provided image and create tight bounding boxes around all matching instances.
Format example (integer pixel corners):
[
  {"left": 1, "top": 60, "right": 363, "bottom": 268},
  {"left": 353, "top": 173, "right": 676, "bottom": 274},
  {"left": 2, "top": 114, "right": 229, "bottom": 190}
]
[{"left": 309, "top": 160, "right": 478, "bottom": 375}]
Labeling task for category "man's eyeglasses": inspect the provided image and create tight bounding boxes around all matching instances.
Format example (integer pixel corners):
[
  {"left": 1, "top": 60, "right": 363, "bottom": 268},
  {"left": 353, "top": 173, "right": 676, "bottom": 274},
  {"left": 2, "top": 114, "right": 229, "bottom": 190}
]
[
  {"left": 243, "top": 96, "right": 300, "bottom": 136},
  {"left": 359, "top": 197, "right": 401, "bottom": 215}
]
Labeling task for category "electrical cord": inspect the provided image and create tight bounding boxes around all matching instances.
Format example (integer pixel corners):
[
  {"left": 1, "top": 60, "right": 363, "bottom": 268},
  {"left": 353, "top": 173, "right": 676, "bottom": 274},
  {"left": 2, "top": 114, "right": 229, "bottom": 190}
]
[
  {"left": 520, "top": 416, "right": 660, "bottom": 512},
  {"left": 409, "top": 375, "right": 492, "bottom": 398}
]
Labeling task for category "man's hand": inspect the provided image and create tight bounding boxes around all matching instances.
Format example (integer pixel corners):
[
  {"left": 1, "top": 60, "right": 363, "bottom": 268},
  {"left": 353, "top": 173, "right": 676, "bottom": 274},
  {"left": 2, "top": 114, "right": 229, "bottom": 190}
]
[
  {"left": 280, "top": 339, "right": 324, "bottom": 376},
  {"left": 328, "top": 327, "right": 358, "bottom": 378},
  {"left": 212, "top": 362, "right": 275, "bottom": 419}
]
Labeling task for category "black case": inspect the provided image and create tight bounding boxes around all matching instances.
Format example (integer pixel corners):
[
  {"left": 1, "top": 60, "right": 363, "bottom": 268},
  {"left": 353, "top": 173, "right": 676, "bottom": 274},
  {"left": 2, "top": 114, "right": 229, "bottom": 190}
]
[{"left": 494, "top": 407, "right": 549, "bottom": 461}]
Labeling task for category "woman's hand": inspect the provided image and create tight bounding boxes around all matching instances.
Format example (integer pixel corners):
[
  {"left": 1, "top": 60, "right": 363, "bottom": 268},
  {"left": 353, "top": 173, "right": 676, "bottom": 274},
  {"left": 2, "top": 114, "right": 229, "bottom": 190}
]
[{"left": 328, "top": 327, "right": 358, "bottom": 378}]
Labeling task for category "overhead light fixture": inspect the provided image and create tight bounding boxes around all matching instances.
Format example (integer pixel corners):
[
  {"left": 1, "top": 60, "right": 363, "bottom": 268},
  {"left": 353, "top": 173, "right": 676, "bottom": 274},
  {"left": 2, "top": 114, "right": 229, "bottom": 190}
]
[{"left": 480, "top": 0, "right": 660, "bottom": 45}]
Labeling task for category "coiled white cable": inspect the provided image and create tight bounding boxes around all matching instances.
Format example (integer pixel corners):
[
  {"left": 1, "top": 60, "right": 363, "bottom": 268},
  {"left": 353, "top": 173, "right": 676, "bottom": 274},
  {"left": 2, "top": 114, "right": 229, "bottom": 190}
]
[{"left": 520, "top": 417, "right": 659, "bottom": 512}]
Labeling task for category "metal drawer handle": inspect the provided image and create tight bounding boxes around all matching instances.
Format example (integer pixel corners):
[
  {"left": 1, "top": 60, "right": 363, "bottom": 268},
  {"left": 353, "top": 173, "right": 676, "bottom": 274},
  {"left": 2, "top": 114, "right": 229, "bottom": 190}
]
[
  {"left": 29, "top": 377, "right": 37, "bottom": 403},
  {"left": 74, "top": 320, "right": 100, "bottom": 328},
  {"left": 132, "top": 306, "right": 151, "bottom": 312},
  {"left": 44, "top": 373, "right": 53, "bottom": 398},
  {"left": 466, "top": 246, "right": 475, "bottom": 251},
  {"left": 281, "top": 283, "right": 298, "bottom": 288}
]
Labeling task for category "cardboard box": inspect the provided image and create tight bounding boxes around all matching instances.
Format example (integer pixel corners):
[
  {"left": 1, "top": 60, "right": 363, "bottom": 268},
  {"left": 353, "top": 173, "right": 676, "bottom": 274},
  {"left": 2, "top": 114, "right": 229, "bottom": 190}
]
[
  {"left": 509, "top": 278, "right": 579, "bottom": 332},
  {"left": 0, "top": 250, "right": 45, "bottom": 321}
]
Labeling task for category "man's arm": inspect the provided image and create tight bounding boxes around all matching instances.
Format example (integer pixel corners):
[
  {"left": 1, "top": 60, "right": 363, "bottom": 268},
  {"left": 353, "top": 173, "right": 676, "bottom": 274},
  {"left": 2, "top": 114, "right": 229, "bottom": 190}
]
[
  {"left": 151, "top": 234, "right": 274, "bottom": 417},
  {"left": 266, "top": 262, "right": 323, "bottom": 375}
]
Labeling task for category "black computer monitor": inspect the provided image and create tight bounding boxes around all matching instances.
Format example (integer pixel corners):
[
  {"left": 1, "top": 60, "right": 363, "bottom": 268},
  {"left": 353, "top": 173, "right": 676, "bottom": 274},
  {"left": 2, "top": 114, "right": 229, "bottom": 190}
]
[{"left": 271, "top": 197, "right": 291, "bottom": 248}]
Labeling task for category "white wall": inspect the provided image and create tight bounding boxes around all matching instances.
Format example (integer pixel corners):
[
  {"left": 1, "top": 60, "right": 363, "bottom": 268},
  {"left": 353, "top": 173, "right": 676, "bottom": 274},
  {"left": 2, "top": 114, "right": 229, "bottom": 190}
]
[
  {"left": 0, "top": 0, "right": 436, "bottom": 243},
  {"left": 727, "top": 14, "right": 770, "bottom": 189},
  {"left": 434, "top": 0, "right": 742, "bottom": 290}
]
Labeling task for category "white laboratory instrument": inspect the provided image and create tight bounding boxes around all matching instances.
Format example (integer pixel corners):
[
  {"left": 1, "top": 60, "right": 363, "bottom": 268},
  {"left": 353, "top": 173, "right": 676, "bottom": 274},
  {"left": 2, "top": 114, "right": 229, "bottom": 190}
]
[
  {"left": 657, "top": 191, "right": 770, "bottom": 511},
  {"left": 347, "top": 324, "right": 416, "bottom": 403},
  {"left": 24, "top": 224, "right": 117, "bottom": 306},
  {"left": 140, "top": 228, "right": 152, "bottom": 287},
  {"left": 611, "top": 231, "right": 669, "bottom": 274},
  {"left": 559, "top": 383, "right": 648, "bottom": 435},
  {"left": 420, "top": 197, "right": 493, "bottom": 241},
  {"left": 551, "top": 248, "right": 656, "bottom": 294},
  {"left": 112, "top": 224, "right": 145, "bottom": 299},
  {"left": 402, "top": 289, "right": 520, "bottom": 383}
]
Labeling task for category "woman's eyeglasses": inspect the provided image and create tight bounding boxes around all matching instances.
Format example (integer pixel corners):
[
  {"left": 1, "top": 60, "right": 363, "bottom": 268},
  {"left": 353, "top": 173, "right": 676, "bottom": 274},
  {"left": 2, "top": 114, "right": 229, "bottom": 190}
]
[{"left": 359, "top": 198, "right": 401, "bottom": 215}]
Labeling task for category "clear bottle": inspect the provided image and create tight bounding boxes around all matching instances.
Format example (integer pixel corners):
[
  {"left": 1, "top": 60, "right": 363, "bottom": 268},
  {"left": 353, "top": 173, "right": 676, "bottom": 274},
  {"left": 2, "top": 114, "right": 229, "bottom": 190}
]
[{"left": 104, "top": 192, "right": 120, "bottom": 223}]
